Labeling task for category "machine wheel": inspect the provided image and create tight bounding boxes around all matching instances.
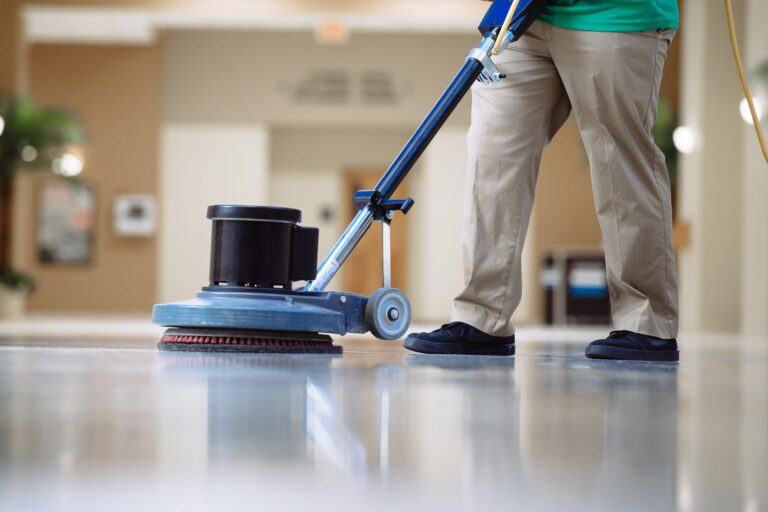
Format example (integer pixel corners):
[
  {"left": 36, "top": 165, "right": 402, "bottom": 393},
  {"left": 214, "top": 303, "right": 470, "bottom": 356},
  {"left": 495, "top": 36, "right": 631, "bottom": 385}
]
[{"left": 365, "top": 288, "right": 411, "bottom": 340}]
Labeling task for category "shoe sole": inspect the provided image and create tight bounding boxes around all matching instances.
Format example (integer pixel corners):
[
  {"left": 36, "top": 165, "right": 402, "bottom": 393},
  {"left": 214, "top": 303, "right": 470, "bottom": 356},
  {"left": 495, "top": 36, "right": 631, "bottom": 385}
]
[
  {"left": 403, "top": 336, "right": 514, "bottom": 356},
  {"left": 585, "top": 344, "right": 679, "bottom": 362}
]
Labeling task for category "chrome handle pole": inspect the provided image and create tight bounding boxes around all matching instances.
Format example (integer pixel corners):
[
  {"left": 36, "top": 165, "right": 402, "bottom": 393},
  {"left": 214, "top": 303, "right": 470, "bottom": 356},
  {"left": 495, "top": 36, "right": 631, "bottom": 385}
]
[
  {"left": 305, "top": 207, "right": 375, "bottom": 292},
  {"left": 382, "top": 214, "right": 392, "bottom": 289}
]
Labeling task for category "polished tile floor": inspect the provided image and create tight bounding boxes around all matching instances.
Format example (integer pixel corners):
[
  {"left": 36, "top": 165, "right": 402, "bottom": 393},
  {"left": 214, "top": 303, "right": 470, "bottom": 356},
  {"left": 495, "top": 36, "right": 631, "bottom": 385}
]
[{"left": 0, "top": 323, "right": 765, "bottom": 512}]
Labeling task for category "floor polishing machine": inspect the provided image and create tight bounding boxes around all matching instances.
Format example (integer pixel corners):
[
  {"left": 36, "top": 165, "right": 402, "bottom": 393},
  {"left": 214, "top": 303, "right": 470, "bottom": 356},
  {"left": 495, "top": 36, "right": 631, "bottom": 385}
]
[
  {"left": 152, "top": 0, "right": 547, "bottom": 354},
  {"left": 153, "top": 0, "right": 767, "bottom": 354}
]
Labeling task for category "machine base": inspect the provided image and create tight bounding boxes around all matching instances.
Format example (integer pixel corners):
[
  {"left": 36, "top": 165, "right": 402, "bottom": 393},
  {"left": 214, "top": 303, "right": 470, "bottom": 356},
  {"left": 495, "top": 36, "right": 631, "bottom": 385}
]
[{"left": 152, "top": 288, "right": 369, "bottom": 336}]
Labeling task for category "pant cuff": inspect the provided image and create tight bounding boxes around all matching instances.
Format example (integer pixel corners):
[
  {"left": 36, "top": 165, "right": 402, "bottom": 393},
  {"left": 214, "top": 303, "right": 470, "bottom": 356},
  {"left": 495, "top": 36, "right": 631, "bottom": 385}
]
[
  {"left": 612, "top": 318, "right": 678, "bottom": 339},
  {"left": 451, "top": 301, "right": 516, "bottom": 337}
]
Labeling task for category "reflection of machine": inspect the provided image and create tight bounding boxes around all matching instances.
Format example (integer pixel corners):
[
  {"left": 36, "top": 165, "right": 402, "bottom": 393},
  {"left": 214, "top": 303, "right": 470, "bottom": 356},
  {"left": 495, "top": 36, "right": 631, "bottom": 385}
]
[
  {"left": 156, "top": 354, "right": 411, "bottom": 479},
  {"left": 157, "top": 353, "right": 365, "bottom": 473},
  {"left": 152, "top": 0, "right": 550, "bottom": 354}
]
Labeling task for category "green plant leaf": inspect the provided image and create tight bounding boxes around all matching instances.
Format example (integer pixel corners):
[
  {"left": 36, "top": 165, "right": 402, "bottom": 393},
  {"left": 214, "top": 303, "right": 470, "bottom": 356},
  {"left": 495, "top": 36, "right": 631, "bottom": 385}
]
[
  {"left": 0, "top": 268, "right": 36, "bottom": 292},
  {"left": 0, "top": 95, "right": 85, "bottom": 177},
  {"left": 755, "top": 61, "right": 768, "bottom": 83}
]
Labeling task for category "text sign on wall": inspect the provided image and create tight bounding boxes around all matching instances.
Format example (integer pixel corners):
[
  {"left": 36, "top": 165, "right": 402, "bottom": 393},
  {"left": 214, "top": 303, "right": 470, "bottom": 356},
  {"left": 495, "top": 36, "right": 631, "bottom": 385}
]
[{"left": 288, "top": 69, "right": 407, "bottom": 106}]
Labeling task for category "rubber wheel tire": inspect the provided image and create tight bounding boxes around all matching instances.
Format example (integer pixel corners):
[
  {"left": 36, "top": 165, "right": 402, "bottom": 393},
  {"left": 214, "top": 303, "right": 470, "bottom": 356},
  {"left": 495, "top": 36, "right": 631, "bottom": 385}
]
[{"left": 365, "top": 288, "right": 411, "bottom": 340}]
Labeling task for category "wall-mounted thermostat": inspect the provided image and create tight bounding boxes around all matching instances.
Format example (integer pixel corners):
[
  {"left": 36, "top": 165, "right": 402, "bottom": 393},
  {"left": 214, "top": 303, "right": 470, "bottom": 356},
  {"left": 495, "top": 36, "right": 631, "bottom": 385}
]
[{"left": 113, "top": 194, "right": 157, "bottom": 237}]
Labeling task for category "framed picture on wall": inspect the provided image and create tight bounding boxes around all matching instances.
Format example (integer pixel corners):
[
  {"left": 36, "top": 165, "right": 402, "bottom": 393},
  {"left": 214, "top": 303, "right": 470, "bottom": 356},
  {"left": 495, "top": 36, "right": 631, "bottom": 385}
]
[{"left": 37, "top": 179, "right": 96, "bottom": 265}]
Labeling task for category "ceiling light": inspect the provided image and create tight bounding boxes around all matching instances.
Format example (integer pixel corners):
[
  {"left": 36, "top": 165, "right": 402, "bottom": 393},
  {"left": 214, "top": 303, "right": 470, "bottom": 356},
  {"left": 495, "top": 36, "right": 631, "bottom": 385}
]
[
  {"left": 740, "top": 97, "right": 764, "bottom": 126},
  {"left": 672, "top": 126, "right": 696, "bottom": 155},
  {"left": 53, "top": 153, "right": 84, "bottom": 177}
]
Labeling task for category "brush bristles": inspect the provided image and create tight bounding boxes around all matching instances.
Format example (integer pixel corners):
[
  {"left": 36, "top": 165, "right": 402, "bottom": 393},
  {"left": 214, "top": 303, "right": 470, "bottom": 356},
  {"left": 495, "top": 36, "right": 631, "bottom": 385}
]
[{"left": 160, "top": 333, "right": 332, "bottom": 348}]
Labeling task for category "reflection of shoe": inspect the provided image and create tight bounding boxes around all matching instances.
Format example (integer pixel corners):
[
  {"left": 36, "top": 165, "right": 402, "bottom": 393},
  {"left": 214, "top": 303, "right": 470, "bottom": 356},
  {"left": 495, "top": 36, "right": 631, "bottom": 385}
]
[
  {"left": 403, "top": 322, "right": 515, "bottom": 356},
  {"left": 405, "top": 354, "right": 515, "bottom": 371},
  {"left": 585, "top": 330, "right": 678, "bottom": 362}
]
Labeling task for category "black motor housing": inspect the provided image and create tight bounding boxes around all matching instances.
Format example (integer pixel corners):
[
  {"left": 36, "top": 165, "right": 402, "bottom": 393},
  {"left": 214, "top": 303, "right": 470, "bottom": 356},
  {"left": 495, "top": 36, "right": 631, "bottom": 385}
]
[{"left": 207, "top": 205, "right": 319, "bottom": 288}]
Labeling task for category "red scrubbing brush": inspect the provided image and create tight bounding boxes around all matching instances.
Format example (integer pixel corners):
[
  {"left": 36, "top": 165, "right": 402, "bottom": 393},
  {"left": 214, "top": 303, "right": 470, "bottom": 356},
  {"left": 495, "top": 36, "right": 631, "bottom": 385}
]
[{"left": 158, "top": 327, "right": 342, "bottom": 354}]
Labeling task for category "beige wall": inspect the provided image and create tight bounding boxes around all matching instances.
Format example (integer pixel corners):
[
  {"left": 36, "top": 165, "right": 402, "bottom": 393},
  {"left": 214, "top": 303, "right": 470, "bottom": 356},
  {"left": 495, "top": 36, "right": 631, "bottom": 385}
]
[
  {"left": 408, "top": 127, "right": 466, "bottom": 321},
  {"left": 678, "top": 0, "right": 746, "bottom": 333},
  {"left": 164, "top": 30, "right": 478, "bottom": 127},
  {"left": 739, "top": 0, "right": 768, "bottom": 335},
  {"left": 15, "top": 43, "right": 162, "bottom": 312},
  {"left": 269, "top": 126, "right": 413, "bottom": 274},
  {"left": 158, "top": 122, "right": 270, "bottom": 303},
  {"left": 534, "top": 125, "right": 597, "bottom": 252},
  {"left": 677, "top": 0, "right": 768, "bottom": 337}
]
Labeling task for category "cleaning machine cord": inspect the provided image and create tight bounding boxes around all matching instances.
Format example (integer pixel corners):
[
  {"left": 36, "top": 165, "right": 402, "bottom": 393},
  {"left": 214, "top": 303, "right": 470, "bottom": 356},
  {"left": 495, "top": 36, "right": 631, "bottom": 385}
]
[
  {"left": 725, "top": 0, "right": 768, "bottom": 164},
  {"left": 492, "top": 0, "right": 522, "bottom": 55}
]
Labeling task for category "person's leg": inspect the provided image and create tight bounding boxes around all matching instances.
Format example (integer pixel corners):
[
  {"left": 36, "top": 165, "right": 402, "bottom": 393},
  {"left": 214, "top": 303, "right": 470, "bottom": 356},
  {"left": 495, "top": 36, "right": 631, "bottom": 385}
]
[
  {"left": 450, "top": 21, "right": 571, "bottom": 338},
  {"left": 550, "top": 28, "right": 679, "bottom": 343}
]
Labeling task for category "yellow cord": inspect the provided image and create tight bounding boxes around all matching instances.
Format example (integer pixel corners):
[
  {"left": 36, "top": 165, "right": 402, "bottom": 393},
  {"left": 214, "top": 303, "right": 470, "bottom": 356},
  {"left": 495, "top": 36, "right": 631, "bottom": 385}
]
[
  {"left": 492, "top": 0, "right": 522, "bottom": 55},
  {"left": 725, "top": 0, "right": 768, "bottom": 164}
]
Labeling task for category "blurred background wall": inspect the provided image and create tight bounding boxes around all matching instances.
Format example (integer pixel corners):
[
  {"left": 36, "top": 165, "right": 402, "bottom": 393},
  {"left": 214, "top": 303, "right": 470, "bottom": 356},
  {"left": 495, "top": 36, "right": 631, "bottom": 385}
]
[
  {"left": 1, "top": 0, "right": 766, "bottom": 336},
  {"left": 17, "top": 44, "right": 161, "bottom": 311}
]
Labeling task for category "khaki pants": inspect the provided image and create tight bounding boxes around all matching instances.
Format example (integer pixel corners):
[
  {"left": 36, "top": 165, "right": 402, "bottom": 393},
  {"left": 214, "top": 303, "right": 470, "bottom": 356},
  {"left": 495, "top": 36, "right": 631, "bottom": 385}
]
[{"left": 452, "top": 21, "right": 679, "bottom": 339}]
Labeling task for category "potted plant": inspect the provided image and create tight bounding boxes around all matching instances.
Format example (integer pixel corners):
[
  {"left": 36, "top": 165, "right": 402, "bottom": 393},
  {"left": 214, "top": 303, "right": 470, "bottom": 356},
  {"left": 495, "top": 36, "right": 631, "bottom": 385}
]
[{"left": 0, "top": 96, "right": 84, "bottom": 318}]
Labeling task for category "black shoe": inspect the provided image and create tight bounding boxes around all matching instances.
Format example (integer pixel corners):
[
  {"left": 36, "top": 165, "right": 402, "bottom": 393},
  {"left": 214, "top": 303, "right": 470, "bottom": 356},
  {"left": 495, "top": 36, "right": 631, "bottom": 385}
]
[
  {"left": 403, "top": 322, "right": 515, "bottom": 356},
  {"left": 585, "top": 330, "right": 679, "bottom": 362}
]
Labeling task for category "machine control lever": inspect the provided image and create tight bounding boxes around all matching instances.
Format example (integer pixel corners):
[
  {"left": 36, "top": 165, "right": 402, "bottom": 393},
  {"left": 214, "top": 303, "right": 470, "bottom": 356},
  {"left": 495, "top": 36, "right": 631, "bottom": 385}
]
[{"left": 353, "top": 190, "right": 415, "bottom": 220}]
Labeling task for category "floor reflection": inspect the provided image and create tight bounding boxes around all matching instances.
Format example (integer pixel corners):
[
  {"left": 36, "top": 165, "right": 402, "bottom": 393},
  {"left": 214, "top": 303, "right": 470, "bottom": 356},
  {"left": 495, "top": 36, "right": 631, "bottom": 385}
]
[{"left": 0, "top": 334, "right": 765, "bottom": 511}]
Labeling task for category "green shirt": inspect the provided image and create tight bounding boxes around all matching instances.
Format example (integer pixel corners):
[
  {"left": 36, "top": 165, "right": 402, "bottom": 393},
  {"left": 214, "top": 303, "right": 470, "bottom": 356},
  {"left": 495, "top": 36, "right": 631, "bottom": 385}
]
[{"left": 538, "top": 1, "right": 679, "bottom": 32}]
